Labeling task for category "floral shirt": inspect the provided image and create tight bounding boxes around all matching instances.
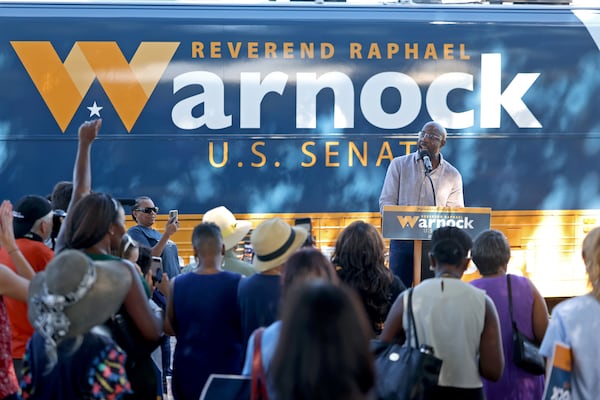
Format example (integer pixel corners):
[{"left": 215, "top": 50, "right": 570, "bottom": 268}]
[
  {"left": 0, "top": 297, "right": 19, "bottom": 398},
  {"left": 21, "top": 330, "right": 131, "bottom": 399}
]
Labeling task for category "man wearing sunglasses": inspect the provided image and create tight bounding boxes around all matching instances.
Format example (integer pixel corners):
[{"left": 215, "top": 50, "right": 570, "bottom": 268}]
[
  {"left": 128, "top": 196, "right": 181, "bottom": 280},
  {"left": 379, "top": 121, "right": 464, "bottom": 288},
  {"left": 128, "top": 196, "right": 180, "bottom": 392}
]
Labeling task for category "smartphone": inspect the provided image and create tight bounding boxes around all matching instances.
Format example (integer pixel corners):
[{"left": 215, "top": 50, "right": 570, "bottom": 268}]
[
  {"left": 150, "top": 256, "right": 163, "bottom": 283},
  {"left": 294, "top": 218, "right": 312, "bottom": 233},
  {"left": 169, "top": 209, "right": 178, "bottom": 222},
  {"left": 294, "top": 218, "right": 314, "bottom": 247}
]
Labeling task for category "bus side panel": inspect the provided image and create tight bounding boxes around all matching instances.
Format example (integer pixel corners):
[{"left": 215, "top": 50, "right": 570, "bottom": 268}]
[{"left": 1, "top": 5, "right": 600, "bottom": 214}]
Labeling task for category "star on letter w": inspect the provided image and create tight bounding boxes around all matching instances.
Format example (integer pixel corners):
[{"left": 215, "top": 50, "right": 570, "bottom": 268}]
[{"left": 87, "top": 101, "right": 103, "bottom": 118}]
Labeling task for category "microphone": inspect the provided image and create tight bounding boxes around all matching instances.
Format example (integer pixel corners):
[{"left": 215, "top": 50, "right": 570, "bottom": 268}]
[{"left": 419, "top": 150, "right": 433, "bottom": 174}]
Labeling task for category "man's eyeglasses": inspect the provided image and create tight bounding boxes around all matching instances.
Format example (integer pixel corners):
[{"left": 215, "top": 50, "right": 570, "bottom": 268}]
[
  {"left": 418, "top": 131, "right": 442, "bottom": 142},
  {"left": 135, "top": 207, "right": 159, "bottom": 214}
]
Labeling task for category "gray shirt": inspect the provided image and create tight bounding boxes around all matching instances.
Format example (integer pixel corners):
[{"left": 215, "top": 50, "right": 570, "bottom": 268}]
[
  {"left": 379, "top": 151, "right": 464, "bottom": 213},
  {"left": 128, "top": 225, "right": 180, "bottom": 279}
]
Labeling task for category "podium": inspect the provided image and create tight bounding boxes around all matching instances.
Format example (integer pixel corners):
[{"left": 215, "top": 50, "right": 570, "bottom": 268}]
[{"left": 382, "top": 205, "right": 491, "bottom": 285}]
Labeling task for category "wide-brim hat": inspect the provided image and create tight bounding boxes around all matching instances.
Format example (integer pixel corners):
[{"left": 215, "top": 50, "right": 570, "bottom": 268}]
[
  {"left": 28, "top": 250, "right": 132, "bottom": 341},
  {"left": 251, "top": 218, "right": 308, "bottom": 273},
  {"left": 13, "top": 195, "right": 52, "bottom": 238},
  {"left": 202, "top": 206, "right": 252, "bottom": 250}
]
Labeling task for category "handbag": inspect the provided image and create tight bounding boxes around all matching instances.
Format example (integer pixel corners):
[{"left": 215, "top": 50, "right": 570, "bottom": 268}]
[
  {"left": 106, "top": 311, "right": 162, "bottom": 361},
  {"left": 251, "top": 328, "right": 269, "bottom": 400},
  {"left": 373, "top": 288, "right": 442, "bottom": 400},
  {"left": 507, "top": 275, "right": 545, "bottom": 375}
]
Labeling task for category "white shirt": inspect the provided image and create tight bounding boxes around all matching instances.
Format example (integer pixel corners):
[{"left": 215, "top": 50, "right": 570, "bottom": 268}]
[
  {"left": 379, "top": 151, "right": 464, "bottom": 213},
  {"left": 405, "top": 278, "right": 487, "bottom": 388}
]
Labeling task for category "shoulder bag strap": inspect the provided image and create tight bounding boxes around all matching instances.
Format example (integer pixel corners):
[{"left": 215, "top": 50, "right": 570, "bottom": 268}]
[
  {"left": 507, "top": 274, "right": 518, "bottom": 334},
  {"left": 407, "top": 288, "right": 420, "bottom": 349},
  {"left": 251, "top": 328, "right": 269, "bottom": 400}
]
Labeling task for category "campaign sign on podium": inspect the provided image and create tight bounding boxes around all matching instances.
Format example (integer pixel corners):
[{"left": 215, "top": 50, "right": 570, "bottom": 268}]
[
  {"left": 382, "top": 205, "right": 492, "bottom": 284},
  {"left": 382, "top": 205, "right": 492, "bottom": 240}
]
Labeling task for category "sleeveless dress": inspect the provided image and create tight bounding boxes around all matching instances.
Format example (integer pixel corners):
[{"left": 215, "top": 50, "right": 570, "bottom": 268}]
[
  {"left": 409, "top": 278, "right": 486, "bottom": 392},
  {"left": 471, "top": 274, "right": 544, "bottom": 400},
  {"left": 172, "top": 271, "right": 243, "bottom": 400}
]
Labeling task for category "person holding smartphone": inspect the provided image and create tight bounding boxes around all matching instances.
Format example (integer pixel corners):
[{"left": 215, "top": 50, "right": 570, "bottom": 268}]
[
  {"left": 128, "top": 197, "right": 179, "bottom": 391},
  {"left": 128, "top": 196, "right": 180, "bottom": 280}
]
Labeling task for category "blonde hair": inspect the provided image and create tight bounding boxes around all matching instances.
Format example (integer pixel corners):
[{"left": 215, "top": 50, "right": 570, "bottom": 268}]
[{"left": 582, "top": 227, "right": 600, "bottom": 300}]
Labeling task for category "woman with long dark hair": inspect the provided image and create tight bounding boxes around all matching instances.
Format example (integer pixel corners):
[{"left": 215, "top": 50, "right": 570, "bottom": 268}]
[
  {"left": 271, "top": 281, "right": 375, "bottom": 400},
  {"left": 332, "top": 221, "right": 405, "bottom": 336},
  {"left": 242, "top": 247, "right": 339, "bottom": 399},
  {"left": 58, "top": 120, "right": 162, "bottom": 399}
]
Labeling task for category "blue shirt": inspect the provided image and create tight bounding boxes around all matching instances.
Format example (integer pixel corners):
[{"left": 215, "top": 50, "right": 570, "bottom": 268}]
[
  {"left": 172, "top": 271, "right": 243, "bottom": 399},
  {"left": 242, "top": 320, "right": 281, "bottom": 400},
  {"left": 128, "top": 225, "right": 180, "bottom": 279},
  {"left": 237, "top": 274, "right": 281, "bottom": 355}
]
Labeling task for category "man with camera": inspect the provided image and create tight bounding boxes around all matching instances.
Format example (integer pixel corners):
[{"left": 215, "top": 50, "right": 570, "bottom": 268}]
[
  {"left": 128, "top": 196, "right": 181, "bottom": 280},
  {"left": 127, "top": 196, "right": 180, "bottom": 390}
]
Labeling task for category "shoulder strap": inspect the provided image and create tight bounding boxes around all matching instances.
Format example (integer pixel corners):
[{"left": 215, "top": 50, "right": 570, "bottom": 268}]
[
  {"left": 507, "top": 274, "right": 518, "bottom": 334},
  {"left": 406, "top": 288, "right": 420, "bottom": 348},
  {"left": 251, "top": 328, "right": 269, "bottom": 400}
]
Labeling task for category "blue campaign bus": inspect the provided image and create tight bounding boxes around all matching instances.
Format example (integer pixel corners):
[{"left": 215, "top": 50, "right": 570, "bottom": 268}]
[{"left": 1, "top": 0, "right": 599, "bottom": 296}]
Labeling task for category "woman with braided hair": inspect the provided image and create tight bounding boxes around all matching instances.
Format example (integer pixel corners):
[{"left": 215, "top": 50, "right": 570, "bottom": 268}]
[{"left": 381, "top": 226, "right": 504, "bottom": 400}]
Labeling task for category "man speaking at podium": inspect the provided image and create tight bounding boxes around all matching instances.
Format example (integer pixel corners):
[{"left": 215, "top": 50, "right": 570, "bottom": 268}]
[{"left": 379, "top": 121, "right": 464, "bottom": 288}]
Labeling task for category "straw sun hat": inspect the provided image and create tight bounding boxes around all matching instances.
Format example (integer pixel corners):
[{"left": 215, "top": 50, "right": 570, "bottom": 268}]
[
  {"left": 28, "top": 249, "right": 132, "bottom": 361},
  {"left": 202, "top": 206, "right": 252, "bottom": 251},
  {"left": 251, "top": 218, "right": 308, "bottom": 273}
]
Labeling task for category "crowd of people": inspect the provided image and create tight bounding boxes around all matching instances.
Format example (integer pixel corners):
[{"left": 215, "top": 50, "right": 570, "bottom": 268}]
[{"left": 0, "top": 118, "right": 598, "bottom": 400}]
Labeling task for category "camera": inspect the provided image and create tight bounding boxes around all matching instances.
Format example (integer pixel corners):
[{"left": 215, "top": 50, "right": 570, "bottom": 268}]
[
  {"left": 294, "top": 217, "right": 315, "bottom": 247},
  {"left": 50, "top": 209, "right": 67, "bottom": 250}
]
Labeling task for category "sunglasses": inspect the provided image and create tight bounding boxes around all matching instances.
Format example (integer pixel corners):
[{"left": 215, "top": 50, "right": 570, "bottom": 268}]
[{"left": 135, "top": 207, "right": 159, "bottom": 214}]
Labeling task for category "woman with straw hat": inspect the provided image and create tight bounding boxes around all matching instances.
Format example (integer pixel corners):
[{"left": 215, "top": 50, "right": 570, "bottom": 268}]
[
  {"left": 202, "top": 206, "right": 254, "bottom": 277},
  {"left": 21, "top": 250, "right": 132, "bottom": 399}
]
